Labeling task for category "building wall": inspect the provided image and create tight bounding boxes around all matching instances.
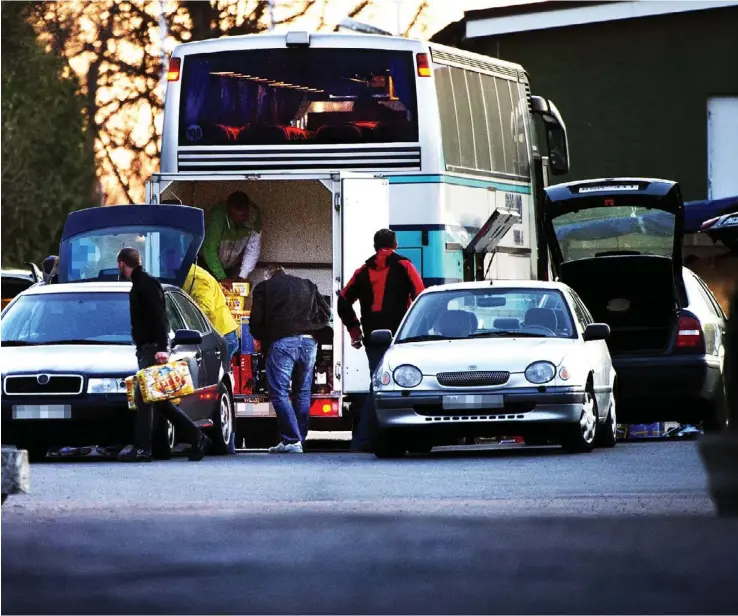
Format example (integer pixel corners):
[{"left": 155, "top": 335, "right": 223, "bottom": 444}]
[{"left": 456, "top": 6, "right": 738, "bottom": 201}]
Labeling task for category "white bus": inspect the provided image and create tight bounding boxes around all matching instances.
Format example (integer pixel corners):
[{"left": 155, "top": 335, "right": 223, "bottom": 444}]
[{"left": 149, "top": 30, "right": 570, "bottom": 444}]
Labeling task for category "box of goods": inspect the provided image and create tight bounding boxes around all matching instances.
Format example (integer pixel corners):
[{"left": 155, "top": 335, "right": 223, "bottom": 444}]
[
  {"left": 125, "top": 376, "right": 137, "bottom": 410},
  {"left": 231, "top": 282, "right": 250, "bottom": 297},
  {"left": 136, "top": 360, "right": 195, "bottom": 404},
  {"left": 628, "top": 422, "right": 665, "bottom": 439},
  {"left": 225, "top": 295, "right": 246, "bottom": 314}
]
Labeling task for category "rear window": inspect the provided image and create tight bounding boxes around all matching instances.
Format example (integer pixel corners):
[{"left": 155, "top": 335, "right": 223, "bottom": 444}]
[
  {"left": 1, "top": 292, "right": 133, "bottom": 345},
  {"left": 179, "top": 49, "right": 418, "bottom": 146},
  {"left": 552, "top": 206, "right": 675, "bottom": 262}
]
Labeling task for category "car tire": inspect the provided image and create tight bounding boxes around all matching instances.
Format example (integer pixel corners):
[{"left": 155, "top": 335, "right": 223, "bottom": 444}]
[
  {"left": 152, "top": 417, "right": 174, "bottom": 460},
  {"left": 210, "top": 383, "right": 235, "bottom": 455},
  {"left": 561, "top": 386, "right": 598, "bottom": 454},
  {"left": 596, "top": 396, "right": 618, "bottom": 448},
  {"left": 373, "top": 430, "right": 407, "bottom": 459},
  {"left": 24, "top": 443, "right": 49, "bottom": 463},
  {"left": 407, "top": 439, "right": 433, "bottom": 455}
]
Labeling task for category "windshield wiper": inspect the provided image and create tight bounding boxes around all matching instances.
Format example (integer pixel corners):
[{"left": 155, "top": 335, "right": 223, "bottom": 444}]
[
  {"left": 2, "top": 340, "right": 41, "bottom": 347},
  {"left": 397, "top": 334, "right": 460, "bottom": 343},
  {"left": 468, "top": 331, "right": 549, "bottom": 338}
]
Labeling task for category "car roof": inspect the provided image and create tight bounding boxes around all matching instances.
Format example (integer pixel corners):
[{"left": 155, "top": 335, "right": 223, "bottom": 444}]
[
  {"left": 545, "top": 178, "right": 677, "bottom": 201},
  {"left": 21, "top": 281, "right": 179, "bottom": 296},
  {"left": 420, "top": 280, "right": 570, "bottom": 295}
]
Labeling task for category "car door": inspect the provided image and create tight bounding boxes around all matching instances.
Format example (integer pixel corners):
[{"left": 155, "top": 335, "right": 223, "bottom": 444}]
[
  {"left": 569, "top": 290, "right": 611, "bottom": 418},
  {"left": 170, "top": 291, "right": 223, "bottom": 413},
  {"left": 164, "top": 292, "right": 205, "bottom": 420}
]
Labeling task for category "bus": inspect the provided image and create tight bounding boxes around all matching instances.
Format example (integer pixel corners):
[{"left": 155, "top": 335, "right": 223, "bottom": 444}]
[{"left": 147, "top": 30, "right": 570, "bottom": 444}]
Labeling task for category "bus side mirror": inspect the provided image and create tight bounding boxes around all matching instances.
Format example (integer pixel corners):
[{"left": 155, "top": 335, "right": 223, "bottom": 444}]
[{"left": 532, "top": 96, "right": 570, "bottom": 175}]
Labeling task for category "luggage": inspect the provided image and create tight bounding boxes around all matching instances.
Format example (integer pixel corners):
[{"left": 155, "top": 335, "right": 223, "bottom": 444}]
[{"left": 136, "top": 360, "right": 194, "bottom": 404}]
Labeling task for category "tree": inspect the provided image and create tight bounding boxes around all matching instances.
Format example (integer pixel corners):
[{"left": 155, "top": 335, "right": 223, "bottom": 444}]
[{"left": 1, "top": 2, "right": 96, "bottom": 268}]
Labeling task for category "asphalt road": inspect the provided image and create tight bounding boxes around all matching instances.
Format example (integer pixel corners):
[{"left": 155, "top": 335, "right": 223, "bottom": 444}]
[{"left": 3, "top": 440, "right": 737, "bottom": 614}]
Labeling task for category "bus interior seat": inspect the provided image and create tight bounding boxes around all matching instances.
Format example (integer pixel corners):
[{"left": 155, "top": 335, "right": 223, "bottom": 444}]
[
  {"left": 315, "top": 124, "right": 363, "bottom": 143},
  {"left": 371, "top": 122, "right": 414, "bottom": 143},
  {"left": 237, "top": 124, "right": 289, "bottom": 145},
  {"left": 493, "top": 317, "right": 520, "bottom": 330},
  {"left": 524, "top": 307, "right": 558, "bottom": 330}
]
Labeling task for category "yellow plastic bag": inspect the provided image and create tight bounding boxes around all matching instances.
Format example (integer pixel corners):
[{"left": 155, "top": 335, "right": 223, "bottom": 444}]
[
  {"left": 125, "top": 376, "right": 137, "bottom": 410},
  {"left": 136, "top": 360, "right": 195, "bottom": 404}
]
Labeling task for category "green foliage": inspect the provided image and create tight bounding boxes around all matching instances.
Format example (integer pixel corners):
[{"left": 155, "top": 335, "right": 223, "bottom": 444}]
[{"left": 1, "top": 2, "right": 96, "bottom": 268}]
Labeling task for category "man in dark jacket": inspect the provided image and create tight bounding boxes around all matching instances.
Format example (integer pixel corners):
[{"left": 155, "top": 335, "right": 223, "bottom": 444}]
[
  {"left": 116, "top": 248, "right": 211, "bottom": 462},
  {"left": 250, "top": 265, "right": 331, "bottom": 453},
  {"left": 337, "top": 229, "right": 425, "bottom": 451}
]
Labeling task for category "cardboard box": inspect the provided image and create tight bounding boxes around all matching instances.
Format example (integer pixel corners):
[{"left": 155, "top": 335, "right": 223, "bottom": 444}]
[
  {"left": 226, "top": 296, "right": 246, "bottom": 313},
  {"left": 231, "top": 282, "right": 250, "bottom": 297},
  {"left": 136, "top": 360, "right": 195, "bottom": 404}
]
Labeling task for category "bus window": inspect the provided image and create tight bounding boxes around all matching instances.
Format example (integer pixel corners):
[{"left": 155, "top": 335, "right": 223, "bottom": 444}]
[
  {"left": 178, "top": 49, "right": 419, "bottom": 147},
  {"left": 434, "top": 66, "right": 461, "bottom": 168}
]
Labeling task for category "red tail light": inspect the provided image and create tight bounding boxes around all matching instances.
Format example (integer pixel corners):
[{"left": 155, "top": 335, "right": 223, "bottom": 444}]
[
  {"left": 167, "top": 56, "right": 181, "bottom": 81},
  {"left": 309, "top": 398, "right": 340, "bottom": 417},
  {"left": 675, "top": 314, "right": 704, "bottom": 353},
  {"left": 416, "top": 53, "right": 431, "bottom": 77}
]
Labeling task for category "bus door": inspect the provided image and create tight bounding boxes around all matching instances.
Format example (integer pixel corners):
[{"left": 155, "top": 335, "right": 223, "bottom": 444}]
[{"left": 338, "top": 174, "right": 390, "bottom": 394}]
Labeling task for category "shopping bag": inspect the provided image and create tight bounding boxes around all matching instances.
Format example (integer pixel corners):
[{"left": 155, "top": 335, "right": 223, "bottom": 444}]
[
  {"left": 125, "top": 376, "right": 137, "bottom": 410},
  {"left": 136, "top": 360, "right": 195, "bottom": 404}
]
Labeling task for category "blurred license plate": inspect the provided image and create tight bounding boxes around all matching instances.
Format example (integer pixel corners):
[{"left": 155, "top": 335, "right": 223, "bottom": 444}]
[
  {"left": 442, "top": 395, "right": 503, "bottom": 410},
  {"left": 13, "top": 405, "right": 72, "bottom": 419}
]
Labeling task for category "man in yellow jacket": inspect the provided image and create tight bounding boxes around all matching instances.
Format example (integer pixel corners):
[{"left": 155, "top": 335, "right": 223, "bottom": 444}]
[{"left": 183, "top": 263, "right": 241, "bottom": 361}]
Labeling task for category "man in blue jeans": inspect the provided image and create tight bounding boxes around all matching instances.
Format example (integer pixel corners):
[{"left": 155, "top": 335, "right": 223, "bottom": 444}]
[{"left": 250, "top": 265, "right": 331, "bottom": 453}]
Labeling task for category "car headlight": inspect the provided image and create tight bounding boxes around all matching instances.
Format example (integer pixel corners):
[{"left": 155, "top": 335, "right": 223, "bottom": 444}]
[
  {"left": 373, "top": 368, "right": 392, "bottom": 390},
  {"left": 524, "top": 361, "right": 556, "bottom": 384},
  {"left": 393, "top": 365, "right": 422, "bottom": 388},
  {"left": 87, "top": 378, "right": 127, "bottom": 394}
]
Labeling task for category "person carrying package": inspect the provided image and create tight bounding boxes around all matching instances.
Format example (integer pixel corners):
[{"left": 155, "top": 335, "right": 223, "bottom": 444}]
[
  {"left": 250, "top": 265, "right": 331, "bottom": 454},
  {"left": 202, "top": 190, "right": 263, "bottom": 290},
  {"left": 115, "top": 247, "right": 211, "bottom": 463},
  {"left": 337, "top": 229, "right": 425, "bottom": 452}
]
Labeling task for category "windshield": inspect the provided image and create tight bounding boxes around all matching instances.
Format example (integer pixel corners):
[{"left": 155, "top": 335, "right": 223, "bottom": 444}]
[
  {"left": 1, "top": 292, "right": 133, "bottom": 345},
  {"left": 396, "top": 288, "right": 576, "bottom": 342},
  {"left": 179, "top": 49, "right": 418, "bottom": 146},
  {"left": 61, "top": 225, "right": 198, "bottom": 283},
  {"left": 552, "top": 206, "right": 675, "bottom": 262}
]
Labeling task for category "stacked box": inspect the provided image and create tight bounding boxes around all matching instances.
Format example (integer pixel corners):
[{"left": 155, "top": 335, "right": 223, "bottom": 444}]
[
  {"left": 136, "top": 360, "right": 195, "bottom": 404},
  {"left": 224, "top": 281, "right": 251, "bottom": 321}
]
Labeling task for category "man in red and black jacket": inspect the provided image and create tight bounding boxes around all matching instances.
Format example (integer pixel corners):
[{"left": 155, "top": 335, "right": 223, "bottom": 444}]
[{"left": 337, "top": 229, "right": 425, "bottom": 451}]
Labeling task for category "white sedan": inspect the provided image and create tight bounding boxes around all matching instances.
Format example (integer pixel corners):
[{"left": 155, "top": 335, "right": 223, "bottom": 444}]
[{"left": 370, "top": 280, "right": 617, "bottom": 458}]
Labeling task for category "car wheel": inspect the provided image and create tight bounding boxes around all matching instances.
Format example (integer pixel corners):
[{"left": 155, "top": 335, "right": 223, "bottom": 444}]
[
  {"left": 561, "top": 386, "right": 598, "bottom": 454},
  {"left": 596, "top": 395, "right": 618, "bottom": 448},
  {"left": 19, "top": 442, "right": 49, "bottom": 463},
  {"left": 407, "top": 438, "right": 433, "bottom": 455},
  {"left": 373, "top": 430, "right": 407, "bottom": 459},
  {"left": 210, "top": 383, "right": 235, "bottom": 455},
  {"left": 152, "top": 417, "right": 175, "bottom": 460}
]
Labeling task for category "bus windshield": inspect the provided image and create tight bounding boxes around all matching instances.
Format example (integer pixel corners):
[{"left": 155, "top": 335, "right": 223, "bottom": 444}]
[{"left": 179, "top": 49, "right": 419, "bottom": 147}]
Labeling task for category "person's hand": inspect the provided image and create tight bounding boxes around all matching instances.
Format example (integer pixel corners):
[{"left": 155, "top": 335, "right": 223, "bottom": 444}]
[
  {"left": 221, "top": 278, "right": 234, "bottom": 291},
  {"left": 254, "top": 340, "right": 261, "bottom": 353},
  {"left": 349, "top": 326, "right": 363, "bottom": 349},
  {"left": 154, "top": 352, "right": 169, "bottom": 365}
]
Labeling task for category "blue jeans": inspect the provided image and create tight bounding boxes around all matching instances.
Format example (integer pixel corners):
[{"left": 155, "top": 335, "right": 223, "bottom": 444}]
[
  {"left": 266, "top": 335, "right": 318, "bottom": 444},
  {"left": 224, "top": 330, "right": 240, "bottom": 362},
  {"left": 352, "top": 343, "right": 387, "bottom": 449}
]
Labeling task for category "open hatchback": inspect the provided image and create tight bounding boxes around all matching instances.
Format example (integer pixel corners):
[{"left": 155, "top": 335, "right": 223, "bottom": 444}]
[
  {"left": 58, "top": 204, "right": 205, "bottom": 288},
  {"left": 543, "top": 178, "right": 686, "bottom": 356}
]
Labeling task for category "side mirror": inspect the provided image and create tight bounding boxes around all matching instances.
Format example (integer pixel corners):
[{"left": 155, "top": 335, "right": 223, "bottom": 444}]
[
  {"left": 532, "top": 96, "right": 570, "bottom": 175},
  {"left": 369, "top": 329, "right": 393, "bottom": 346},
  {"left": 583, "top": 323, "right": 610, "bottom": 342},
  {"left": 172, "top": 329, "right": 203, "bottom": 347}
]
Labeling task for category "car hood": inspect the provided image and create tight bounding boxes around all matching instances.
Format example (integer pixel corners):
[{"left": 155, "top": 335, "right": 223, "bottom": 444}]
[
  {"left": 386, "top": 337, "right": 577, "bottom": 374},
  {"left": 1, "top": 345, "right": 137, "bottom": 376}
]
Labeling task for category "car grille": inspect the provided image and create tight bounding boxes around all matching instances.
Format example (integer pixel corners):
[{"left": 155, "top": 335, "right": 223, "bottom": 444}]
[
  {"left": 436, "top": 371, "right": 510, "bottom": 387},
  {"left": 4, "top": 374, "right": 84, "bottom": 396}
]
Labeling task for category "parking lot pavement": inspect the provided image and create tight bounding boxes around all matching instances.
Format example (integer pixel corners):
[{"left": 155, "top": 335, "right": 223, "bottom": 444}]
[{"left": 3, "top": 441, "right": 732, "bottom": 614}]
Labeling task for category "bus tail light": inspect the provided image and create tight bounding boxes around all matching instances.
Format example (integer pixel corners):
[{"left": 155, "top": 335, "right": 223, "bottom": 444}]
[
  {"left": 416, "top": 53, "right": 431, "bottom": 77},
  {"left": 309, "top": 399, "right": 340, "bottom": 417},
  {"left": 675, "top": 313, "right": 704, "bottom": 354},
  {"left": 167, "top": 57, "right": 181, "bottom": 81}
]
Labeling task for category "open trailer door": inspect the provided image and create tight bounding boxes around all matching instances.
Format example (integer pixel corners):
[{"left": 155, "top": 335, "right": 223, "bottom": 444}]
[{"left": 340, "top": 174, "right": 390, "bottom": 394}]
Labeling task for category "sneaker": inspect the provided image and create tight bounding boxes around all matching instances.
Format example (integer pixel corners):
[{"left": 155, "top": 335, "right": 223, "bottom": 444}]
[
  {"left": 268, "top": 441, "right": 303, "bottom": 454},
  {"left": 188, "top": 433, "right": 212, "bottom": 462},
  {"left": 117, "top": 447, "right": 153, "bottom": 462}
]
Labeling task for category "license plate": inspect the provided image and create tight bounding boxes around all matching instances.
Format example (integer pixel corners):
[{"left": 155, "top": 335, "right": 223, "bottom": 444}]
[
  {"left": 442, "top": 394, "right": 504, "bottom": 410},
  {"left": 12, "top": 405, "right": 72, "bottom": 420}
]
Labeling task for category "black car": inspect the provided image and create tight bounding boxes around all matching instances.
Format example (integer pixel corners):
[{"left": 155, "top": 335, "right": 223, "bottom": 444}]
[
  {"left": 0, "top": 204, "right": 236, "bottom": 460},
  {"left": 543, "top": 178, "right": 728, "bottom": 429}
]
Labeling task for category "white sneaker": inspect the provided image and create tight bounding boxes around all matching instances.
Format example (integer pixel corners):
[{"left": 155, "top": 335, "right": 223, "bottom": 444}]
[{"left": 268, "top": 441, "right": 303, "bottom": 454}]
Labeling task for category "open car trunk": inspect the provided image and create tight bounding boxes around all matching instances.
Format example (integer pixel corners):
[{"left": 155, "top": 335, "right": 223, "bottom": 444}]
[{"left": 544, "top": 178, "right": 686, "bottom": 356}]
